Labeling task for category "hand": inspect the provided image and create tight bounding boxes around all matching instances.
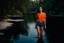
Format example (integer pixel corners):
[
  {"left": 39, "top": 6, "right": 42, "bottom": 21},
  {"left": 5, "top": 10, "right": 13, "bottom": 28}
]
[{"left": 45, "top": 25, "right": 46, "bottom": 29}]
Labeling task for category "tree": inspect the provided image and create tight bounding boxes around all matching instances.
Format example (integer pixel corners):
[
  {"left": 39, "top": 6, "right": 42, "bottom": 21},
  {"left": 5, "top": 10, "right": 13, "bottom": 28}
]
[{"left": 43, "top": 0, "right": 64, "bottom": 15}]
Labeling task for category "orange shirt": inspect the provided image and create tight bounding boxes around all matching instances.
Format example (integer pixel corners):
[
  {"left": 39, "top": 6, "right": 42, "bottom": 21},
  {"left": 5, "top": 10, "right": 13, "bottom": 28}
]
[{"left": 36, "top": 13, "right": 46, "bottom": 22}]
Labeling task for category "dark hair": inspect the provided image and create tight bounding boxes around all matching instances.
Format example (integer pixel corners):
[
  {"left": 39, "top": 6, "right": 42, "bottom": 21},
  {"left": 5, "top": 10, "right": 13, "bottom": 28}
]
[{"left": 36, "top": 7, "right": 45, "bottom": 13}]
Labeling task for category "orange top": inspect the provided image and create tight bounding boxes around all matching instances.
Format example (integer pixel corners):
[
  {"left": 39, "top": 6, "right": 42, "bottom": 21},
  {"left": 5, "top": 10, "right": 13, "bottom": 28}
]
[{"left": 36, "top": 13, "right": 46, "bottom": 22}]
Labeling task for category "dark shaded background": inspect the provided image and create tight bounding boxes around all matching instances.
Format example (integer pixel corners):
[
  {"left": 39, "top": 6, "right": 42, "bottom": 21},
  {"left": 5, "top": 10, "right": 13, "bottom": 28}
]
[{"left": 0, "top": 0, "right": 64, "bottom": 43}]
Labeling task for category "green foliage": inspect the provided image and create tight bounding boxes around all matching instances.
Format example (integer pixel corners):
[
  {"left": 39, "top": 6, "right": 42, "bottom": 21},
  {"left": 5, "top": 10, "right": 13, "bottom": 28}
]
[
  {"left": 0, "top": 0, "right": 64, "bottom": 16},
  {"left": 43, "top": 0, "right": 64, "bottom": 15},
  {"left": 0, "top": 0, "right": 30, "bottom": 16}
]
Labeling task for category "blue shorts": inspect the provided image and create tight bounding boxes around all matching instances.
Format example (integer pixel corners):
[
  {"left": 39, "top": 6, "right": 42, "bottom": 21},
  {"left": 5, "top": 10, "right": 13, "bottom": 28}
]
[{"left": 36, "top": 22, "right": 44, "bottom": 27}]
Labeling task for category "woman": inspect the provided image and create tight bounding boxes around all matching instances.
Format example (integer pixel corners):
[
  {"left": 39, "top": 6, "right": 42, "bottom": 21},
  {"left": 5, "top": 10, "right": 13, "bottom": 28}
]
[{"left": 36, "top": 7, "right": 47, "bottom": 38}]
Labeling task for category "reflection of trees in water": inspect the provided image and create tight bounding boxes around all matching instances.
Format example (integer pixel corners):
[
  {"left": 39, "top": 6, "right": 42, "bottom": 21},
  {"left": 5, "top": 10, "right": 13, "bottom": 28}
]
[
  {"left": 9, "top": 22, "right": 28, "bottom": 40},
  {"left": 0, "top": 21, "right": 28, "bottom": 43},
  {"left": 0, "top": 28, "right": 12, "bottom": 43},
  {"left": 0, "top": 21, "right": 28, "bottom": 42}
]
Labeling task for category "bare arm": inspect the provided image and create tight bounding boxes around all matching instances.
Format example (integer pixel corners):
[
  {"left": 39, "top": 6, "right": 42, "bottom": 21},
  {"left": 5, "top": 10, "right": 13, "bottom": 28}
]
[
  {"left": 44, "top": 13, "right": 47, "bottom": 29},
  {"left": 44, "top": 18, "right": 46, "bottom": 26}
]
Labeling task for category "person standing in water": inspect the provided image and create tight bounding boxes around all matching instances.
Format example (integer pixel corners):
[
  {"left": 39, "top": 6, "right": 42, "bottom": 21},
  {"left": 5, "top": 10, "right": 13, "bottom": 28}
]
[{"left": 36, "top": 7, "right": 47, "bottom": 38}]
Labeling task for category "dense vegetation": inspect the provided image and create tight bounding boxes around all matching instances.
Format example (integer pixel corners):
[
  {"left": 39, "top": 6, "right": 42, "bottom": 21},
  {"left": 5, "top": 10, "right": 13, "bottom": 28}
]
[{"left": 0, "top": 0, "right": 64, "bottom": 16}]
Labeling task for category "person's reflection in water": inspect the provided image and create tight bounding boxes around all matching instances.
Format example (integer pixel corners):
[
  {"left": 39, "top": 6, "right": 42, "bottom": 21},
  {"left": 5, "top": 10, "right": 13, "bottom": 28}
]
[{"left": 36, "top": 37, "right": 44, "bottom": 43}]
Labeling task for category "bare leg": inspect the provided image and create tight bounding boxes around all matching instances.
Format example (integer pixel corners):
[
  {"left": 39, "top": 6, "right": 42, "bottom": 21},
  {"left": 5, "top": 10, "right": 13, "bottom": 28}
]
[
  {"left": 36, "top": 26, "right": 41, "bottom": 38},
  {"left": 41, "top": 27, "right": 44, "bottom": 36}
]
